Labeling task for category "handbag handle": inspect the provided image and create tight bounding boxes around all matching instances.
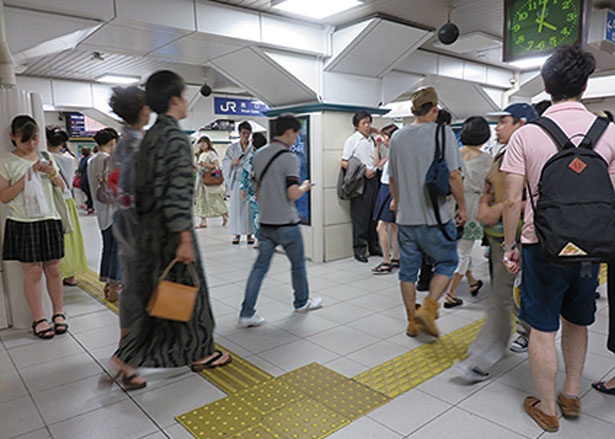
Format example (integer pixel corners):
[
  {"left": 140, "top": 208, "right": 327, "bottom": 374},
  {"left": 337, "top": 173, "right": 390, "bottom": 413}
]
[{"left": 159, "top": 259, "right": 200, "bottom": 289}]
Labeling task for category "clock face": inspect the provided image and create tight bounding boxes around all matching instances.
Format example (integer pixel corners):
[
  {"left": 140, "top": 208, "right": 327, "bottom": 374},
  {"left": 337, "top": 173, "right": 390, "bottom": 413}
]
[{"left": 503, "top": 0, "right": 589, "bottom": 62}]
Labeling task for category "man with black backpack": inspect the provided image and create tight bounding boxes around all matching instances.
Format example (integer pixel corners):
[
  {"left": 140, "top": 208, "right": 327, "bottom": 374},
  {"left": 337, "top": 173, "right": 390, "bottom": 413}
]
[
  {"left": 501, "top": 45, "right": 615, "bottom": 432},
  {"left": 389, "top": 87, "right": 466, "bottom": 339}
]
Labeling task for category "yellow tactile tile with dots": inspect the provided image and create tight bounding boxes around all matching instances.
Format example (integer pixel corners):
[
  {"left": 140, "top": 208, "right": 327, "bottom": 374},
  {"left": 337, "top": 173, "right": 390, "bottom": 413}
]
[
  {"left": 234, "top": 379, "right": 305, "bottom": 415},
  {"left": 77, "top": 270, "right": 119, "bottom": 314},
  {"left": 231, "top": 423, "right": 287, "bottom": 438},
  {"left": 278, "top": 363, "right": 390, "bottom": 420},
  {"left": 177, "top": 396, "right": 262, "bottom": 438},
  {"left": 263, "top": 398, "right": 350, "bottom": 439},
  {"left": 353, "top": 318, "right": 485, "bottom": 398}
]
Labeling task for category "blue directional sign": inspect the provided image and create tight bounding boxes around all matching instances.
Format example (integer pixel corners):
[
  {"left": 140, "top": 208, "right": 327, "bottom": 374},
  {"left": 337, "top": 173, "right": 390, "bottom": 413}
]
[
  {"left": 607, "top": 10, "right": 615, "bottom": 43},
  {"left": 214, "top": 97, "right": 270, "bottom": 117}
]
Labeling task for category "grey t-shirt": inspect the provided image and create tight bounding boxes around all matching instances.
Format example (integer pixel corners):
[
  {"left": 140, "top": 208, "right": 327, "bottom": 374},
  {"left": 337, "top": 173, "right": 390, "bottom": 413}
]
[
  {"left": 388, "top": 122, "right": 462, "bottom": 226},
  {"left": 253, "top": 141, "right": 300, "bottom": 226}
]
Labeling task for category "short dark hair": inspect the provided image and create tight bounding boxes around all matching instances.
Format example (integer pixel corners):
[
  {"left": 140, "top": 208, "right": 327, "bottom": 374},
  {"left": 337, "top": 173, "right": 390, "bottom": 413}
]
[
  {"left": 93, "top": 127, "right": 118, "bottom": 146},
  {"left": 272, "top": 113, "right": 301, "bottom": 137},
  {"left": 436, "top": 109, "right": 452, "bottom": 125},
  {"left": 412, "top": 102, "right": 435, "bottom": 117},
  {"left": 45, "top": 124, "right": 69, "bottom": 147},
  {"left": 460, "top": 116, "right": 491, "bottom": 146},
  {"left": 252, "top": 132, "right": 268, "bottom": 149},
  {"left": 352, "top": 111, "right": 372, "bottom": 128},
  {"left": 541, "top": 45, "right": 595, "bottom": 102},
  {"left": 11, "top": 115, "right": 38, "bottom": 147},
  {"left": 145, "top": 70, "right": 185, "bottom": 114},
  {"left": 109, "top": 86, "right": 147, "bottom": 125},
  {"left": 238, "top": 121, "right": 252, "bottom": 133},
  {"left": 81, "top": 147, "right": 92, "bottom": 157},
  {"left": 533, "top": 100, "right": 552, "bottom": 116}
]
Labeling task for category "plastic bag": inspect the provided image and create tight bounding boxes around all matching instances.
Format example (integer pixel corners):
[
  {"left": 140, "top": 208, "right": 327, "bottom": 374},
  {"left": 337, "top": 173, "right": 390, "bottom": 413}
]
[{"left": 24, "top": 167, "right": 50, "bottom": 218}]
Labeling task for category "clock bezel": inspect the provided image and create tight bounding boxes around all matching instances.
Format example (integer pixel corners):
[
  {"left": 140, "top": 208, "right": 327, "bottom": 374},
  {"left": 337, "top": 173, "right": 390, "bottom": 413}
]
[{"left": 502, "top": 0, "right": 592, "bottom": 63}]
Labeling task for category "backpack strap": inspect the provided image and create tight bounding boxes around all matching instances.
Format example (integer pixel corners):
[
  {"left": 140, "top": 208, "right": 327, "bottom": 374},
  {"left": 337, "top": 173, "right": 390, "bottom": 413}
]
[
  {"left": 530, "top": 117, "right": 572, "bottom": 150},
  {"left": 579, "top": 117, "right": 609, "bottom": 150},
  {"left": 254, "top": 149, "right": 289, "bottom": 185}
]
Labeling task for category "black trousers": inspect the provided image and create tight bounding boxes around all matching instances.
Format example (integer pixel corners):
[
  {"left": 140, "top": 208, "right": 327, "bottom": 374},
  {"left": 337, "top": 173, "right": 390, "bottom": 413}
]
[
  {"left": 608, "top": 264, "right": 615, "bottom": 354},
  {"left": 350, "top": 176, "right": 379, "bottom": 256}
]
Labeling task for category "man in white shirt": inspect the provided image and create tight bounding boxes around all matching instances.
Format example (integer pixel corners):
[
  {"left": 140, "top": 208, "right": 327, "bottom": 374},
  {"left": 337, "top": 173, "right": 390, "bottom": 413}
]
[{"left": 341, "top": 111, "right": 381, "bottom": 262}]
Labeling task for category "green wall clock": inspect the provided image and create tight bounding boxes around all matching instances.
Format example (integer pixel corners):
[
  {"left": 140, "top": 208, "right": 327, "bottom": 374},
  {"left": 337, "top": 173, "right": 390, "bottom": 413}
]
[{"left": 503, "top": 0, "right": 591, "bottom": 62}]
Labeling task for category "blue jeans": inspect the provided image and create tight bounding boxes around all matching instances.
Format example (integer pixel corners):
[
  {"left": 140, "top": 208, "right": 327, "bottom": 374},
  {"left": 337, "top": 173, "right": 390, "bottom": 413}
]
[{"left": 240, "top": 225, "right": 309, "bottom": 317}]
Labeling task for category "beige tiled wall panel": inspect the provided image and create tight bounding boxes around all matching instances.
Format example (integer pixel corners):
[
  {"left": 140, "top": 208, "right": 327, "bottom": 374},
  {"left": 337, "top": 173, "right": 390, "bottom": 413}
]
[
  {"left": 324, "top": 223, "right": 353, "bottom": 261},
  {"left": 324, "top": 188, "right": 350, "bottom": 226}
]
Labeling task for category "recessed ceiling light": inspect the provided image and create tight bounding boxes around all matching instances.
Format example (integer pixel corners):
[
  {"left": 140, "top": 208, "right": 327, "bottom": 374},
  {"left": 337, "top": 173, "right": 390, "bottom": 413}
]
[
  {"left": 508, "top": 56, "right": 549, "bottom": 70},
  {"left": 271, "top": 0, "right": 362, "bottom": 20},
  {"left": 96, "top": 74, "right": 141, "bottom": 85}
]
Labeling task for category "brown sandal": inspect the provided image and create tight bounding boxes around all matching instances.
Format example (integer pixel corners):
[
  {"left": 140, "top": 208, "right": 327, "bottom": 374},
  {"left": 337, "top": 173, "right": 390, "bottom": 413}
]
[{"left": 190, "top": 350, "right": 232, "bottom": 372}]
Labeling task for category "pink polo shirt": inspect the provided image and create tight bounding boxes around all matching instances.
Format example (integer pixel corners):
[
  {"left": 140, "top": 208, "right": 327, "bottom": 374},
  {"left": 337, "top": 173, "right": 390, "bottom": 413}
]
[{"left": 500, "top": 101, "right": 615, "bottom": 244}]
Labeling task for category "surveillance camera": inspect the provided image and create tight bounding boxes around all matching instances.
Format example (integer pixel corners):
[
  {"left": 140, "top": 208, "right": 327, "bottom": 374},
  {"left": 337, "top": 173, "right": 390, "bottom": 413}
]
[
  {"left": 200, "top": 84, "right": 212, "bottom": 97},
  {"left": 438, "top": 22, "right": 459, "bottom": 45}
]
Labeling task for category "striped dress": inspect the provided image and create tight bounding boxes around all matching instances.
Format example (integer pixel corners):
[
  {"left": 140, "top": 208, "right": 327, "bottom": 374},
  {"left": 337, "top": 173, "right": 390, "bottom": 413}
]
[{"left": 115, "top": 114, "right": 216, "bottom": 368}]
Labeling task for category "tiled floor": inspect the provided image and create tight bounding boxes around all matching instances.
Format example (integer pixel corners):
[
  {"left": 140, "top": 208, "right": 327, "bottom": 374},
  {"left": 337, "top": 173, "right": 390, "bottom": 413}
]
[{"left": 1, "top": 213, "right": 614, "bottom": 438}]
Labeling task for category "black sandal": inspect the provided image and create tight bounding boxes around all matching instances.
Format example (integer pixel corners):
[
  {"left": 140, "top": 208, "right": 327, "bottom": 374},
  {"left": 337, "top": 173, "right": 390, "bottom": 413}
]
[
  {"left": 52, "top": 313, "right": 69, "bottom": 335},
  {"left": 232, "top": 236, "right": 240, "bottom": 245},
  {"left": 371, "top": 262, "right": 393, "bottom": 274},
  {"left": 32, "top": 319, "right": 55, "bottom": 339},
  {"left": 247, "top": 236, "right": 255, "bottom": 245},
  {"left": 190, "top": 350, "right": 232, "bottom": 372},
  {"left": 443, "top": 294, "right": 463, "bottom": 309},
  {"left": 391, "top": 259, "right": 400, "bottom": 269},
  {"left": 470, "top": 280, "right": 483, "bottom": 297}
]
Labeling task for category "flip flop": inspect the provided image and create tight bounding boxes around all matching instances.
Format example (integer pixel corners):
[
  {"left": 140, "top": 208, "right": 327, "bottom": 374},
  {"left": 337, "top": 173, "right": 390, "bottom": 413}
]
[
  {"left": 371, "top": 262, "right": 392, "bottom": 274},
  {"left": 443, "top": 293, "right": 463, "bottom": 308},
  {"left": 190, "top": 350, "right": 232, "bottom": 372},
  {"left": 63, "top": 279, "right": 78, "bottom": 286},
  {"left": 592, "top": 381, "right": 615, "bottom": 395},
  {"left": 470, "top": 280, "right": 483, "bottom": 296}
]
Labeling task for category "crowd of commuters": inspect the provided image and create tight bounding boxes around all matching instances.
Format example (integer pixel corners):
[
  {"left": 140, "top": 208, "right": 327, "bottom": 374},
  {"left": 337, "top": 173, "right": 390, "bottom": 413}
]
[{"left": 1, "top": 45, "right": 614, "bottom": 433}]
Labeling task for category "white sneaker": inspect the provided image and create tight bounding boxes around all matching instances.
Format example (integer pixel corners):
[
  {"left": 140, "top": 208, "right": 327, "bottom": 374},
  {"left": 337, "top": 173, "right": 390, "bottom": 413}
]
[
  {"left": 510, "top": 334, "right": 529, "bottom": 353},
  {"left": 294, "top": 297, "right": 323, "bottom": 313},
  {"left": 237, "top": 314, "right": 265, "bottom": 328},
  {"left": 453, "top": 361, "right": 490, "bottom": 384}
]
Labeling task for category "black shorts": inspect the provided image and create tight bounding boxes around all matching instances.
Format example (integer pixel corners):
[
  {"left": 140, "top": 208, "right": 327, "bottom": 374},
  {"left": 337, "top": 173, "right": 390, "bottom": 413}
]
[{"left": 3, "top": 219, "right": 64, "bottom": 262}]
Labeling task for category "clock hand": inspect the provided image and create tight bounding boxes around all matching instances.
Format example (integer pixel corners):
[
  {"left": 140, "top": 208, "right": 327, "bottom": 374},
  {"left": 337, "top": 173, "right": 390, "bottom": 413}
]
[
  {"left": 535, "top": 18, "right": 557, "bottom": 31},
  {"left": 538, "top": 0, "right": 550, "bottom": 33}
]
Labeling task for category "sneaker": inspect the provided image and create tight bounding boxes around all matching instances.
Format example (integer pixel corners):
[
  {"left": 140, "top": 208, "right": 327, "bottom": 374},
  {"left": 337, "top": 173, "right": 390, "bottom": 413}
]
[
  {"left": 453, "top": 361, "right": 490, "bottom": 383},
  {"left": 510, "top": 334, "right": 529, "bottom": 353},
  {"left": 294, "top": 297, "right": 323, "bottom": 313},
  {"left": 237, "top": 315, "right": 265, "bottom": 328}
]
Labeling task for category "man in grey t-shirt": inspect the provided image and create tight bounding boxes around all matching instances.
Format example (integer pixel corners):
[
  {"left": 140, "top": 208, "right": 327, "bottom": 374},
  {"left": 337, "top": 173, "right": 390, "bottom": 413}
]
[
  {"left": 238, "top": 114, "right": 323, "bottom": 328},
  {"left": 389, "top": 87, "right": 466, "bottom": 339}
]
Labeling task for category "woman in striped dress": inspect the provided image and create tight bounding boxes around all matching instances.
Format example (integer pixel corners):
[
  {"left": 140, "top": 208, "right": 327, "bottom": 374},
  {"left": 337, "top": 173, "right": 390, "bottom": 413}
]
[{"left": 111, "top": 71, "right": 231, "bottom": 390}]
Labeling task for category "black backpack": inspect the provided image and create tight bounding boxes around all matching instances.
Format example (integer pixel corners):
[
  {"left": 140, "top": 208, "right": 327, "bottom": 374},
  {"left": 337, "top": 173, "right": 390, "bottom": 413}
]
[{"left": 528, "top": 116, "right": 615, "bottom": 263}]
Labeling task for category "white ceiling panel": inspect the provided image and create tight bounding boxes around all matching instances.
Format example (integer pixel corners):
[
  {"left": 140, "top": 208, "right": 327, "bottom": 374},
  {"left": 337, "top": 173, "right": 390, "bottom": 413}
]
[
  {"left": 5, "top": 6, "right": 101, "bottom": 54},
  {"left": 210, "top": 47, "right": 317, "bottom": 107},
  {"left": 115, "top": 0, "right": 196, "bottom": 31},
  {"left": 80, "top": 24, "right": 191, "bottom": 56},
  {"left": 5, "top": 0, "right": 114, "bottom": 21},
  {"left": 150, "top": 34, "right": 245, "bottom": 64}
]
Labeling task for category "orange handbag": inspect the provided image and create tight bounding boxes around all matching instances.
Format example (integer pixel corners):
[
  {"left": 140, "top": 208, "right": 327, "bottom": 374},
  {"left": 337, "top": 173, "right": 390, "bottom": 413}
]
[{"left": 146, "top": 259, "right": 199, "bottom": 322}]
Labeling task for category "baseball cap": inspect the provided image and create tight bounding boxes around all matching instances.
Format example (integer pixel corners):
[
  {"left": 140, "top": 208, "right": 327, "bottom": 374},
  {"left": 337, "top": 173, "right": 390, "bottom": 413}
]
[
  {"left": 411, "top": 87, "right": 438, "bottom": 112},
  {"left": 487, "top": 103, "right": 539, "bottom": 122}
]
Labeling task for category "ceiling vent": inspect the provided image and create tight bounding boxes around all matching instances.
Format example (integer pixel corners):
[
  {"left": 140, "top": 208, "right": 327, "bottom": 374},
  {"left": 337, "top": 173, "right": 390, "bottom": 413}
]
[{"left": 433, "top": 31, "right": 501, "bottom": 54}]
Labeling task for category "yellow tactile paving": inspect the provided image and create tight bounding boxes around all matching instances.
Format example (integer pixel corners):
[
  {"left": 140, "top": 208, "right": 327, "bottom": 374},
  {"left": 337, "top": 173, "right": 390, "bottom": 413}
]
[
  {"left": 599, "top": 263, "right": 607, "bottom": 285},
  {"left": 262, "top": 398, "right": 351, "bottom": 439},
  {"left": 278, "top": 363, "right": 390, "bottom": 420},
  {"left": 177, "top": 396, "right": 261, "bottom": 438},
  {"left": 77, "top": 269, "right": 119, "bottom": 314},
  {"left": 353, "top": 318, "right": 486, "bottom": 398},
  {"left": 234, "top": 379, "right": 304, "bottom": 416}
]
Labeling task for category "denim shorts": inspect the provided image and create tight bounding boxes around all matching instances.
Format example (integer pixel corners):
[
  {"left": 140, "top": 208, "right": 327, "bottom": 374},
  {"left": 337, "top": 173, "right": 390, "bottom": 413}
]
[
  {"left": 397, "top": 222, "right": 458, "bottom": 283},
  {"left": 520, "top": 244, "right": 598, "bottom": 332}
]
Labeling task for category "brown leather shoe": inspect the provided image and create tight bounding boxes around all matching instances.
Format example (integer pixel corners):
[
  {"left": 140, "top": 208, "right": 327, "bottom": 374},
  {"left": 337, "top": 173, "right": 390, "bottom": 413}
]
[
  {"left": 557, "top": 393, "right": 581, "bottom": 418},
  {"left": 524, "top": 396, "right": 559, "bottom": 432},
  {"left": 405, "top": 304, "right": 423, "bottom": 337},
  {"left": 414, "top": 297, "right": 440, "bottom": 337}
]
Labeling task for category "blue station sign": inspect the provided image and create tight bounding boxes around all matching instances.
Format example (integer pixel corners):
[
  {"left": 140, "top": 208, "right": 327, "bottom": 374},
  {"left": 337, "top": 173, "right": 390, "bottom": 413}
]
[{"left": 214, "top": 97, "right": 270, "bottom": 117}]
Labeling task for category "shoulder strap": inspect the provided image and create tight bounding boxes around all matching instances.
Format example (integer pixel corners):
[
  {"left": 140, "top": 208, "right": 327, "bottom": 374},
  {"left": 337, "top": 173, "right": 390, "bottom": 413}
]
[
  {"left": 255, "top": 149, "right": 289, "bottom": 185},
  {"left": 580, "top": 117, "right": 609, "bottom": 150},
  {"left": 434, "top": 124, "right": 446, "bottom": 160},
  {"left": 427, "top": 188, "right": 455, "bottom": 241},
  {"left": 530, "top": 117, "right": 572, "bottom": 150}
]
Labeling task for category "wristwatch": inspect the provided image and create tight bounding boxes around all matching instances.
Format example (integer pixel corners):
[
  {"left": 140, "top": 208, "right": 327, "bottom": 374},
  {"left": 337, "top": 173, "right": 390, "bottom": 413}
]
[{"left": 501, "top": 242, "right": 518, "bottom": 252}]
